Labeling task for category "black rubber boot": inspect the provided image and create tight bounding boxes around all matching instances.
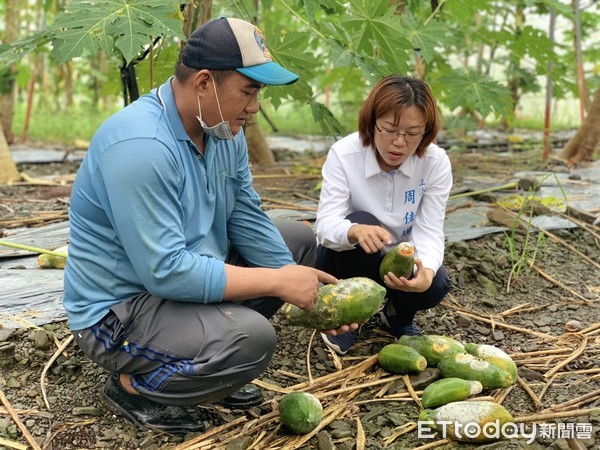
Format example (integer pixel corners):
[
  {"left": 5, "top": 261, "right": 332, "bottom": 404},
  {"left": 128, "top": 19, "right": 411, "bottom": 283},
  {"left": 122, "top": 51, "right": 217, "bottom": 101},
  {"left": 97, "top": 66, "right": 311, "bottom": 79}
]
[
  {"left": 221, "top": 384, "right": 263, "bottom": 409},
  {"left": 102, "top": 375, "right": 204, "bottom": 435}
]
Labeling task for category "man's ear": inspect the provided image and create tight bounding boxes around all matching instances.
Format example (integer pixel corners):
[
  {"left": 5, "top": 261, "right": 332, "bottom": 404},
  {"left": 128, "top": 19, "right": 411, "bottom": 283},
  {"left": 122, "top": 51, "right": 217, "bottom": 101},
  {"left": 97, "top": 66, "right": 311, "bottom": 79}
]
[{"left": 192, "top": 70, "right": 212, "bottom": 96}]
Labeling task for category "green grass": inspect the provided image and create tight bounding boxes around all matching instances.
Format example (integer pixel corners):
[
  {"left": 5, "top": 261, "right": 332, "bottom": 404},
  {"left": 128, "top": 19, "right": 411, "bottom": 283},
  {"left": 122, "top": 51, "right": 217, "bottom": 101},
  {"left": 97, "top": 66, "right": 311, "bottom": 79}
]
[
  {"left": 12, "top": 102, "right": 118, "bottom": 146},
  {"left": 10, "top": 92, "right": 583, "bottom": 146},
  {"left": 497, "top": 94, "right": 583, "bottom": 131},
  {"left": 258, "top": 101, "right": 356, "bottom": 136}
]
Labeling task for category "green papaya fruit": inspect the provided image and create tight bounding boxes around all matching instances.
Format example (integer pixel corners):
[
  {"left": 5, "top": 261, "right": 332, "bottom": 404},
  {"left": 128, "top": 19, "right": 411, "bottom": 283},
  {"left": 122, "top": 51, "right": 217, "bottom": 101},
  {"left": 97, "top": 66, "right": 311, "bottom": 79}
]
[
  {"left": 379, "top": 242, "right": 415, "bottom": 279},
  {"left": 283, "top": 277, "right": 386, "bottom": 329}
]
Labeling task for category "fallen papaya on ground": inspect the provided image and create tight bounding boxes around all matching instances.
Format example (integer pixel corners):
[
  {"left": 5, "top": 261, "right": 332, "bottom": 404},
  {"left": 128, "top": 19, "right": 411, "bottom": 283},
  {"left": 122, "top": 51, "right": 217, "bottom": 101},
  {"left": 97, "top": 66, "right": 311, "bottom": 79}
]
[
  {"left": 37, "top": 245, "right": 69, "bottom": 269},
  {"left": 378, "top": 343, "right": 427, "bottom": 374},
  {"left": 438, "top": 352, "right": 514, "bottom": 389},
  {"left": 465, "top": 343, "right": 518, "bottom": 383},
  {"left": 397, "top": 334, "right": 466, "bottom": 367},
  {"left": 278, "top": 391, "right": 323, "bottom": 434},
  {"left": 419, "top": 400, "right": 514, "bottom": 443},
  {"left": 421, "top": 377, "right": 483, "bottom": 408}
]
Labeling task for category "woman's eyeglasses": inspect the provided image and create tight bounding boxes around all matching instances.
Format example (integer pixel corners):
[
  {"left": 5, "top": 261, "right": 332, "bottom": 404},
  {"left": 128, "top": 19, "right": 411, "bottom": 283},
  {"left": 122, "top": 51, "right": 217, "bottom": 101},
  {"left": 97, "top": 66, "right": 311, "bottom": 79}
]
[{"left": 375, "top": 123, "right": 424, "bottom": 143}]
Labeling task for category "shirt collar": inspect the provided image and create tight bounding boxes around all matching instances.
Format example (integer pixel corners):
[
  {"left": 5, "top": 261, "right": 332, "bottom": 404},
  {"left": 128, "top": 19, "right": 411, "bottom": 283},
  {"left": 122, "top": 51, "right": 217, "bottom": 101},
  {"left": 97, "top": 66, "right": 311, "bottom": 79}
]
[
  {"left": 156, "top": 76, "right": 190, "bottom": 142},
  {"left": 365, "top": 146, "right": 382, "bottom": 178}
]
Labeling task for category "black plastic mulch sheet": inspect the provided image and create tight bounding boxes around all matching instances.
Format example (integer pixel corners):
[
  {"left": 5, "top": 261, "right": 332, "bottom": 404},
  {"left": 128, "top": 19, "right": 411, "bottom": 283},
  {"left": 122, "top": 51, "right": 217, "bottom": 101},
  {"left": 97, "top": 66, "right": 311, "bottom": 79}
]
[{"left": 0, "top": 221, "right": 69, "bottom": 327}]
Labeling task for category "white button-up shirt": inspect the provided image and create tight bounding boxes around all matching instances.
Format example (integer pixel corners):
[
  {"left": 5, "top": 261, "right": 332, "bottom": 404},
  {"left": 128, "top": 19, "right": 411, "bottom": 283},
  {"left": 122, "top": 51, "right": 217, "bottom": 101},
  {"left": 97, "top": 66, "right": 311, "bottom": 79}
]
[{"left": 316, "top": 132, "right": 452, "bottom": 274}]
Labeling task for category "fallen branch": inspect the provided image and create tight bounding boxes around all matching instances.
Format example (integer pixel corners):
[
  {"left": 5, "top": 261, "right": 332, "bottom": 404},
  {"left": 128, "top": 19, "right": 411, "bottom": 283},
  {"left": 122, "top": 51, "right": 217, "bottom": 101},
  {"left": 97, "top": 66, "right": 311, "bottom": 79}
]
[
  {"left": 581, "top": 322, "right": 600, "bottom": 335},
  {"left": 544, "top": 335, "right": 587, "bottom": 379},
  {"left": 289, "top": 355, "right": 378, "bottom": 392},
  {"left": 546, "top": 389, "right": 600, "bottom": 412},
  {"left": 494, "top": 385, "right": 515, "bottom": 405},
  {"left": 515, "top": 407, "right": 597, "bottom": 423},
  {"left": 517, "top": 376, "right": 542, "bottom": 410},
  {"left": 318, "top": 375, "right": 406, "bottom": 399},
  {"left": 355, "top": 416, "right": 366, "bottom": 450},
  {"left": 381, "top": 422, "right": 418, "bottom": 447},
  {"left": 0, "top": 437, "right": 27, "bottom": 450},
  {"left": 41, "top": 334, "right": 74, "bottom": 410},
  {"left": 170, "top": 415, "right": 250, "bottom": 450},
  {"left": 509, "top": 347, "right": 572, "bottom": 359},
  {"left": 306, "top": 330, "right": 317, "bottom": 385},
  {"left": 19, "top": 172, "right": 66, "bottom": 186},
  {"left": 402, "top": 375, "right": 423, "bottom": 411},
  {"left": 537, "top": 373, "right": 558, "bottom": 405},
  {"left": 0, "top": 390, "right": 43, "bottom": 450},
  {"left": 443, "top": 307, "right": 557, "bottom": 341},
  {"left": 449, "top": 181, "right": 518, "bottom": 200},
  {"left": 497, "top": 302, "right": 530, "bottom": 317},
  {"left": 412, "top": 438, "right": 455, "bottom": 449},
  {"left": 529, "top": 261, "right": 592, "bottom": 305}
]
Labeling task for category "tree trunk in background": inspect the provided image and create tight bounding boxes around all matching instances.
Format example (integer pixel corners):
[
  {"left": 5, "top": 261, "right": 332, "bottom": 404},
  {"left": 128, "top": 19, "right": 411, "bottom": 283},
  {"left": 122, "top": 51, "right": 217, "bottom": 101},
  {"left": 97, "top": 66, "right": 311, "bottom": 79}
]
[
  {"left": 245, "top": 5, "right": 275, "bottom": 165},
  {"left": 560, "top": 88, "right": 600, "bottom": 165},
  {"left": 65, "top": 61, "right": 74, "bottom": 107},
  {"left": 246, "top": 114, "right": 275, "bottom": 165},
  {"left": 0, "top": 0, "right": 19, "bottom": 144},
  {"left": 0, "top": 127, "right": 21, "bottom": 184},
  {"left": 502, "top": 1, "right": 525, "bottom": 130}
]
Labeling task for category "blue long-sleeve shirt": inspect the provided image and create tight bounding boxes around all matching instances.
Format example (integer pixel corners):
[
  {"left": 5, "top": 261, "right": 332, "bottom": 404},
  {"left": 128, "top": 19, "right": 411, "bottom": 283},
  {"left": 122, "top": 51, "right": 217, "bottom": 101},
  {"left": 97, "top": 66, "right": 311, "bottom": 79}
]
[{"left": 64, "top": 78, "right": 294, "bottom": 330}]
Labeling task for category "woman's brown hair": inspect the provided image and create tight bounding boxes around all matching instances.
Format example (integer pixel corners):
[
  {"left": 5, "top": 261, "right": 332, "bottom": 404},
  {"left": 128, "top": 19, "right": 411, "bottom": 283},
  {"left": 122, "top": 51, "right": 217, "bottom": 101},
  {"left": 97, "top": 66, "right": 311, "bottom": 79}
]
[{"left": 358, "top": 75, "right": 439, "bottom": 157}]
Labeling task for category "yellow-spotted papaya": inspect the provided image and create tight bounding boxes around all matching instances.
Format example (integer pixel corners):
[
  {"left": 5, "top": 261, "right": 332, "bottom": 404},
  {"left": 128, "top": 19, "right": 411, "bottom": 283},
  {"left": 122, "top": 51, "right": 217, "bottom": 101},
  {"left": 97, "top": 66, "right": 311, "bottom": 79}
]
[
  {"left": 283, "top": 277, "right": 386, "bottom": 329},
  {"left": 397, "top": 334, "right": 466, "bottom": 367}
]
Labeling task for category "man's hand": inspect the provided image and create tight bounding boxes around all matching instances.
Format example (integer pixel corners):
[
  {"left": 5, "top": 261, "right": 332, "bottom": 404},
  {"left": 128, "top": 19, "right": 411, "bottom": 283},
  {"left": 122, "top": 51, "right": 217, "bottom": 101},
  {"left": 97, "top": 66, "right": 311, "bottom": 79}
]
[
  {"left": 382, "top": 258, "right": 434, "bottom": 293},
  {"left": 321, "top": 323, "right": 360, "bottom": 336},
  {"left": 275, "top": 265, "right": 337, "bottom": 311},
  {"left": 348, "top": 224, "right": 392, "bottom": 254}
]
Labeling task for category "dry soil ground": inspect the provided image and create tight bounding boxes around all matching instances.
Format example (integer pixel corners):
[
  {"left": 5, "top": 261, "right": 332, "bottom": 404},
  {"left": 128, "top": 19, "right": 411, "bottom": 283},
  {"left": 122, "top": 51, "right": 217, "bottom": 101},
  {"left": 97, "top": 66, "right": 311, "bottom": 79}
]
[{"left": 0, "top": 142, "right": 598, "bottom": 450}]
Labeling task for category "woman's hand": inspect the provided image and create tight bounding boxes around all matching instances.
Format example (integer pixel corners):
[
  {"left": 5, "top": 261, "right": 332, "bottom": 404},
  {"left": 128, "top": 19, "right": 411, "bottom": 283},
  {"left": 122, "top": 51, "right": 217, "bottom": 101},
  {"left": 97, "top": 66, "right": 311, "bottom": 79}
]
[
  {"left": 348, "top": 224, "right": 392, "bottom": 254},
  {"left": 382, "top": 258, "right": 434, "bottom": 293}
]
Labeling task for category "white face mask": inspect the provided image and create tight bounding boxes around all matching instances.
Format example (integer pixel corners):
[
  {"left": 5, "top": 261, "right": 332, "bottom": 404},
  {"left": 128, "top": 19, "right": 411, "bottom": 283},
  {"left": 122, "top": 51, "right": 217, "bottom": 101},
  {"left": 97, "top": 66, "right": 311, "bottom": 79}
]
[{"left": 196, "top": 80, "right": 234, "bottom": 140}]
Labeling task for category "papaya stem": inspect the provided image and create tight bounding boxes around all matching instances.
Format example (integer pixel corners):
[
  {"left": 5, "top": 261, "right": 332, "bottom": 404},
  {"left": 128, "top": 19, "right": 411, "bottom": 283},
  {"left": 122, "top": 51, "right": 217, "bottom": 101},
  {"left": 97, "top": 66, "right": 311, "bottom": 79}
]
[
  {"left": 449, "top": 181, "right": 518, "bottom": 200},
  {"left": 0, "top": 240, "right": 68, "bottom": 258}
]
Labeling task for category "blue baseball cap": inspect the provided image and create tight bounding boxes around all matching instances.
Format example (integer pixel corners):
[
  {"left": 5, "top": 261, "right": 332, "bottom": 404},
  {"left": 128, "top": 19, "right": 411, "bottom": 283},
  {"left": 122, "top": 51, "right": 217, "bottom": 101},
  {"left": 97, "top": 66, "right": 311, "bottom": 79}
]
[{"left": 182, "top": 17, "right": 299, "bottom": 85}]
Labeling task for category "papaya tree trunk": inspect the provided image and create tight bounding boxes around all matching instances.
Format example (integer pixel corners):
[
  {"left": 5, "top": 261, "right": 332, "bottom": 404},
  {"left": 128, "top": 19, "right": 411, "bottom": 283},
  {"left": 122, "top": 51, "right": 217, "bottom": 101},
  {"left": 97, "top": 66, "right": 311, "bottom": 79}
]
[
  {"left": 65, "top": 61, "right": 74, "bottom": 107},
  {"left": 0, "top": 0, "right": 19, "bottom": 144},
  {"left": 560, "top": 88, "right": 600, "bottom": 165},
  {"left": 0, "top": 126, "right": 21, "bottom": 184},
  {"left": 245, "top": 113, "right": 275, "bottom": 165}
]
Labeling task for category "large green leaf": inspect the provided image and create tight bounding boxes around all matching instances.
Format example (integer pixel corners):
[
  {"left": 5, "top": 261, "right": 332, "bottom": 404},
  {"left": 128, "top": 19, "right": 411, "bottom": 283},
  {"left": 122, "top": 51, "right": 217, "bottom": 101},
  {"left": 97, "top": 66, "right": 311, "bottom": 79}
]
[
  {"left": 438, "top": 71, "right": 513, "bottom": 118},
  {"left": 400, "top": 14, "right": 454, "bottom": 63},
  {"left": 341, "top": 0, "right": 413, "bottom": 73},
  {"left": 51, "top": 0, "right": 184, "bottom": 64},
  {"left": 0, "top": 31, "right": 54, "bottom": 68}
]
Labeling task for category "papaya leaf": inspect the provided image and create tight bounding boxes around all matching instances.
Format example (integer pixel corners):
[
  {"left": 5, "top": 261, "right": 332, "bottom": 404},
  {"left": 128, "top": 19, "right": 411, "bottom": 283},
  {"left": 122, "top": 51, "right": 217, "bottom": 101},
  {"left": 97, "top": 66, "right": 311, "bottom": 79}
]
[
  {"left": 311, "top": 100, "right": 346, "bottom": 139},
  {"left": 0, "top": 31, "right": 54, "bottom": 68},
  {"left": 265, "top": 31, "right": 320, "bottom": 77},
  {"left": 50, "top": 0, "right": 184, "bottom": 65},
  {"left": 439, "top": 71, "right": 513, "bottom": 118},
  {"left": 400, "top": 14, "right": 453, "bottom": 63},
  {"left": 508, "top": 25, "right": 555, "bottom": 64},
  {"left": 442, "top": 0, "right": 496, "bottom": 26},
  {"left": 341, "top": 0, "right": 412, "bottom": 72}
]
